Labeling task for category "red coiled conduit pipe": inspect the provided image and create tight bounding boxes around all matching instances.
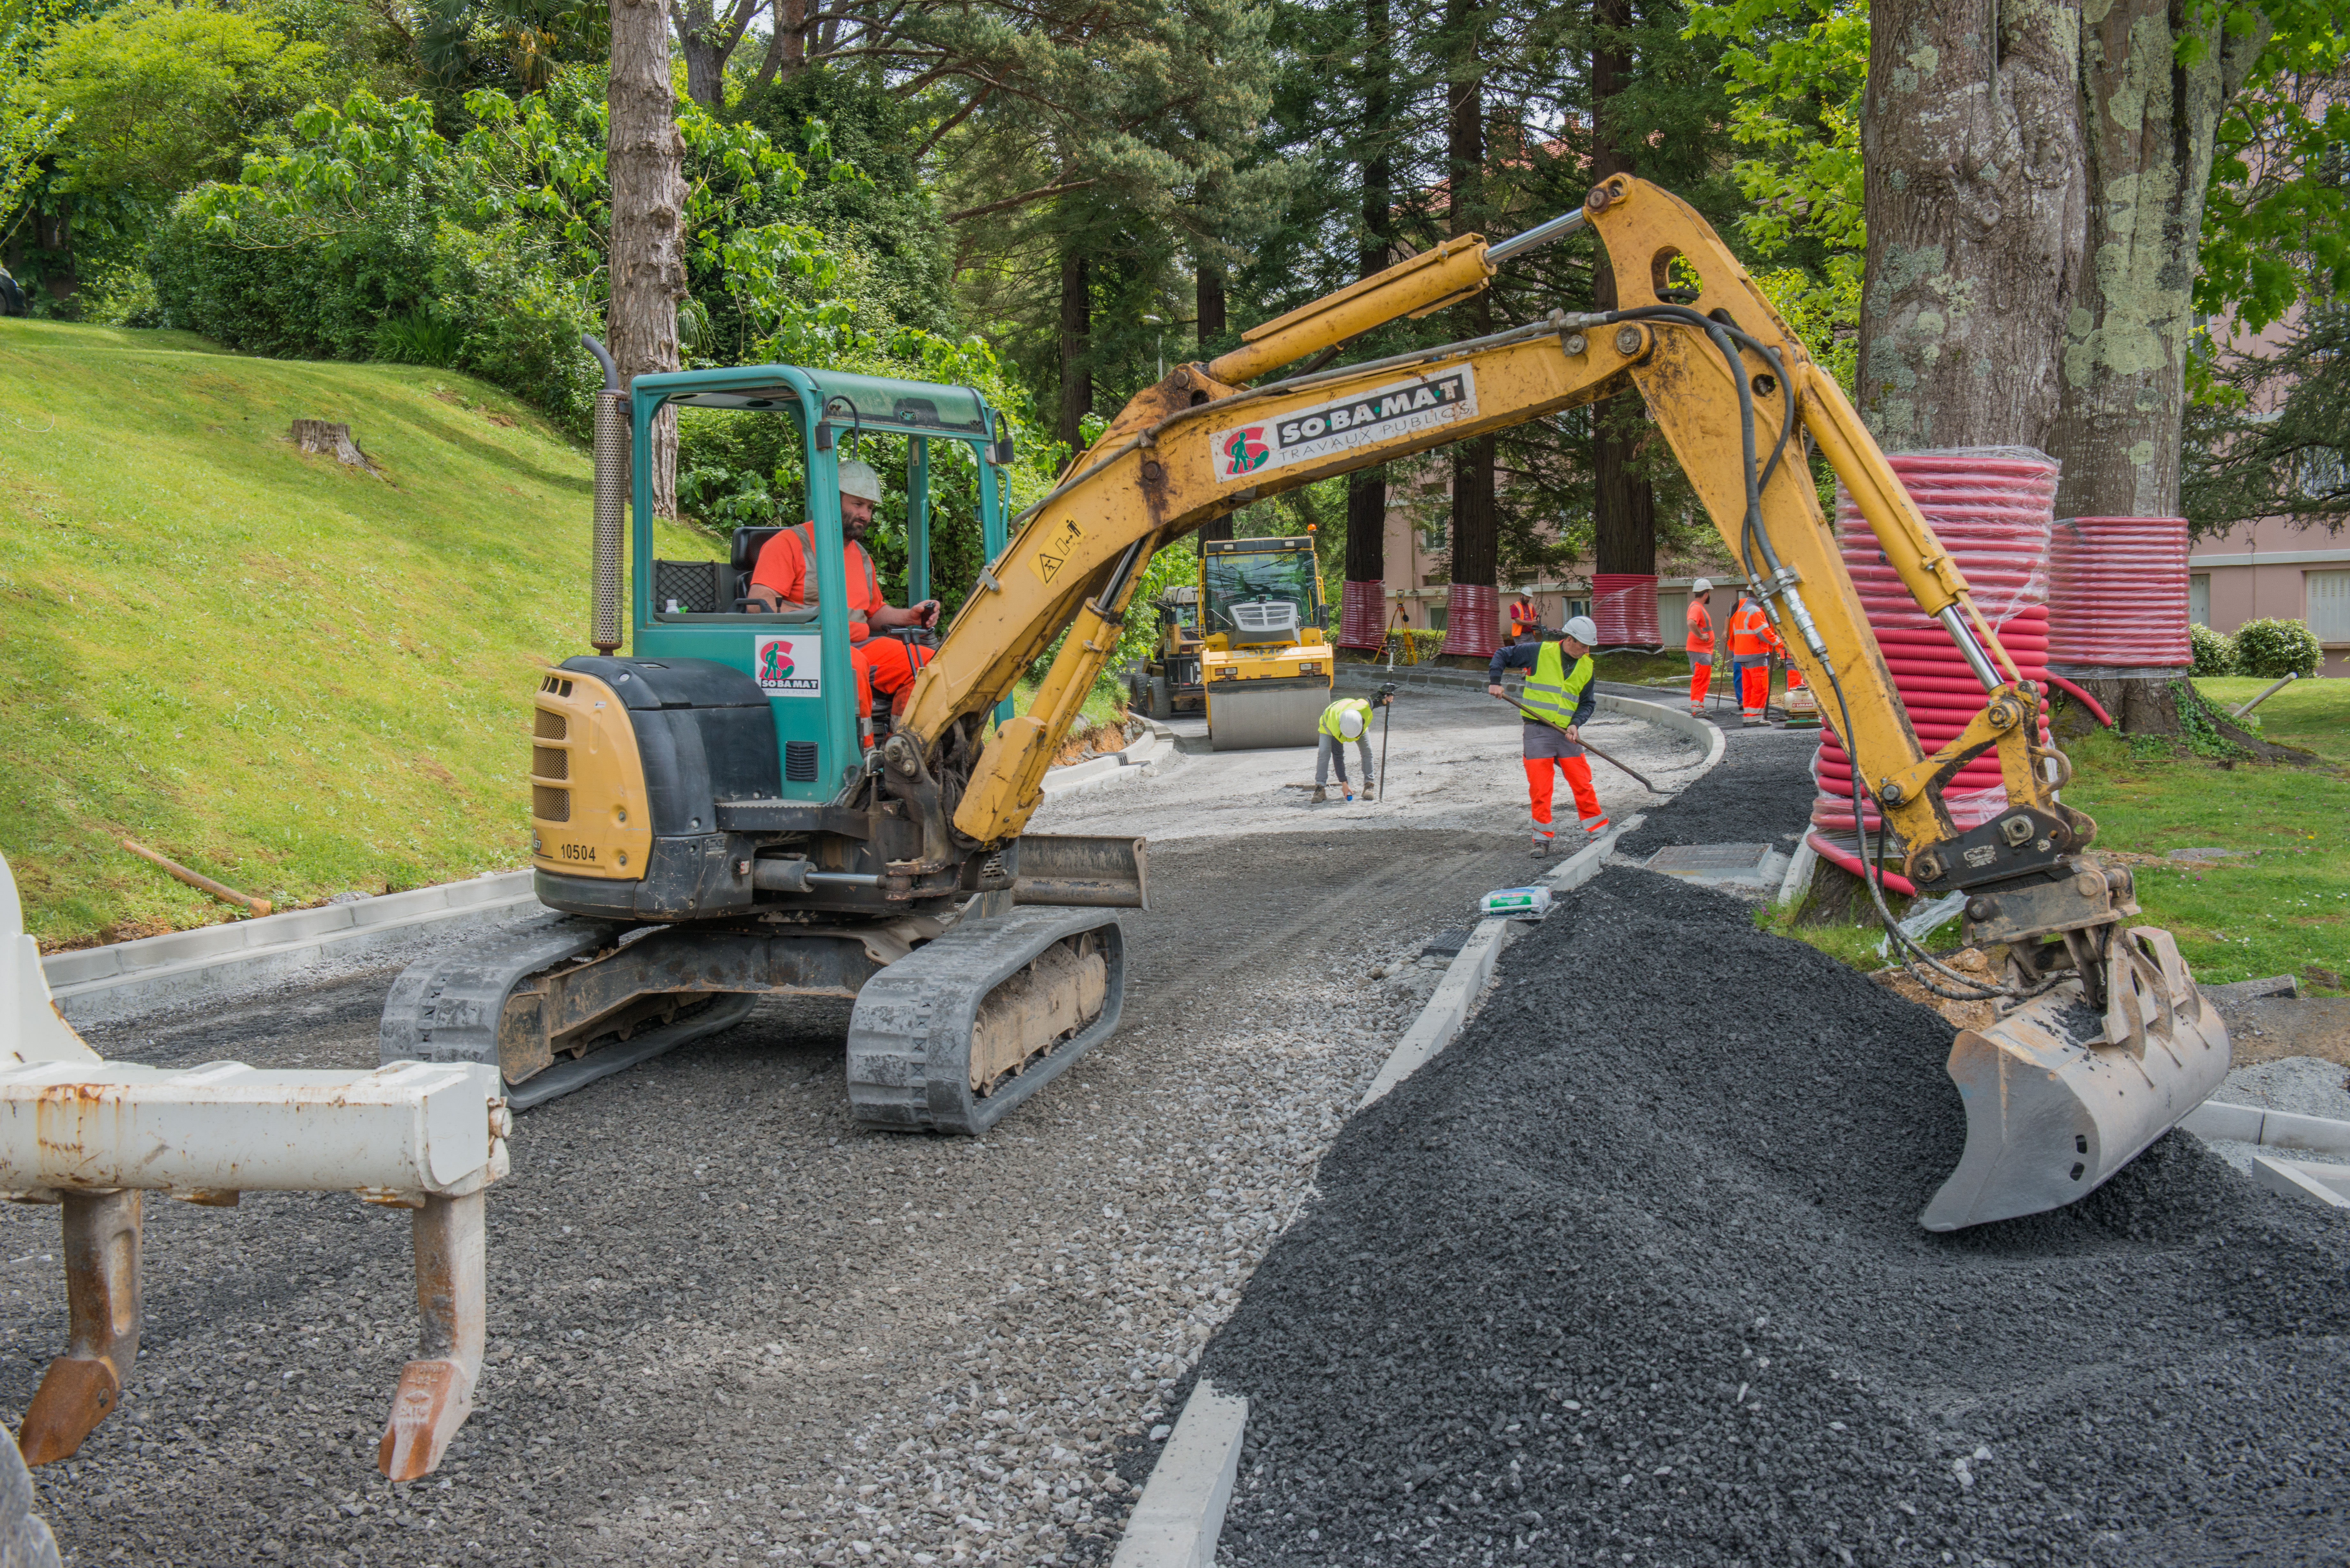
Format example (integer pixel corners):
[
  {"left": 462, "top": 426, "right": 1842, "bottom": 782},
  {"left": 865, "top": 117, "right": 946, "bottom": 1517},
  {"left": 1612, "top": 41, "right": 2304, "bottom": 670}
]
[
  {"left": 1811, "top": 449, "right": 2058, "bottom": 850},
  {"left": 2047, "top": 516, "right": 2192, "bottom": 670}
]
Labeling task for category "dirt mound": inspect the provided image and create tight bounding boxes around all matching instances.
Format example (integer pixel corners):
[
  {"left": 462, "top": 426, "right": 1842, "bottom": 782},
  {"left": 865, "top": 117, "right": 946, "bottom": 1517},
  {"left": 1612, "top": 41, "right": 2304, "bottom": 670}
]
[{"left": 1196, "top": 868, "right": 2350, "bottom": 1567}]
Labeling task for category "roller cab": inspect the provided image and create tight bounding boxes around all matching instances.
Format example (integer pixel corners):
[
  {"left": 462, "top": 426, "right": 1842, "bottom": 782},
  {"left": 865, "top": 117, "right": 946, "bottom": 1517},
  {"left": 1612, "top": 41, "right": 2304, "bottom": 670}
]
[{"left": 1198, "top": 535, "right": 1334, "bottom": 750}]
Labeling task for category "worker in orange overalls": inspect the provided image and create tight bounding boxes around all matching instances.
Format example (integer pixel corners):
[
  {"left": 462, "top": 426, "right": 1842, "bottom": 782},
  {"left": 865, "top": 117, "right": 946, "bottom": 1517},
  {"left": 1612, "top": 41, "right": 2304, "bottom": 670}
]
[
  {"left": 1726, "top": 592, "right": 1779, "bottom": 728},
  {"left": 1684, "top": 577, "right": 1715, "bottom": 716},
  {"left": 746, "top": 459, "right": 942, "bottom": 733},
  {"left": 1487, "top": 615, "right": 1608, "bottom": 857},
  {"left": 1508, "top": 593, "right": 1541, "bottom": 643}
]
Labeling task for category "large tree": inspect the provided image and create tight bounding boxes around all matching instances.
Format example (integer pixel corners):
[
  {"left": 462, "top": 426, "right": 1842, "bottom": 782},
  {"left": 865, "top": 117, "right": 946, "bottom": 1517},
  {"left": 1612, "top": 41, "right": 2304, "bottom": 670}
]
[
  {"left": 610, "top": 0, "right": 688, "bottom": 515},
  {"left": 1436, "top": 0, "right": 1497, "bottom": 656},
  {"left": 1586, "top": 0, "right": 1655, "bottom": 581}
]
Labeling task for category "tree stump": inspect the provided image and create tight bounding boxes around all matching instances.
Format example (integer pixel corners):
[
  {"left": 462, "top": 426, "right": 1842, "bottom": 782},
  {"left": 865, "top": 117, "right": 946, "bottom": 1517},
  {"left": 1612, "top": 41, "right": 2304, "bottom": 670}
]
[{"left": 291, "top": 420, "right": 375, "bottom": 471}]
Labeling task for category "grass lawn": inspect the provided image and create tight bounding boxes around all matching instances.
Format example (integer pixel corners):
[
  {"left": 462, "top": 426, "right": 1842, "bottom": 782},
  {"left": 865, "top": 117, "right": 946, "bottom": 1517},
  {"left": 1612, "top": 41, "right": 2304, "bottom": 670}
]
[
  {"left": 0, "top": 320, "right": 721, "bottom": 946},
  {"left": 1768, "top": 675, "right": 2348, "bottom": 995}
]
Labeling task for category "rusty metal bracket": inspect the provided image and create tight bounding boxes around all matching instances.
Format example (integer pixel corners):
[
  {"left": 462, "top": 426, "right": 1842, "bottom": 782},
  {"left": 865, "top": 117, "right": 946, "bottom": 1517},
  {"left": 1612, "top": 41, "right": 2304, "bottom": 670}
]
[{"left": 17, "top": 1190, "right": 140, "bottom": 1467}]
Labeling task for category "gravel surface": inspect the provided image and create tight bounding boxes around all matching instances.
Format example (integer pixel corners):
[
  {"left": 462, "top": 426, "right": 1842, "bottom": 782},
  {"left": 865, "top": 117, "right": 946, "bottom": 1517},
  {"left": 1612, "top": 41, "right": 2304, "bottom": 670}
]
[
  {"left": 6, "top": 814, "right": 1546, "bottom": 1565},
  {"left": 1033, "top": 690, "right": 1707, "bottom": 846},
  {"left": 2195, "top": 1057, "right": 2350, "bottom": 1174},
  {"left": 1612, "top": 727, "right": 1816, "bottom": 861},
  {"left": 1197, "top": 869, "right": 2350, "bottom": 1565}
]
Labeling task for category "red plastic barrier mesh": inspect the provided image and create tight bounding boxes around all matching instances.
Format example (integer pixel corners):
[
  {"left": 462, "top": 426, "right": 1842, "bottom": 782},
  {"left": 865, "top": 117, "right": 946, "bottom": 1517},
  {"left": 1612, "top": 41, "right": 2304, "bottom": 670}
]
[
  {"left": 1439, "top": 582, "right": 1500, "bottom": 659},
  {"left": 1338, "top": 579, "right": 1387, "bottom": 651},
  {"left": 1813, "top": 448, "right": 2057, "bottom": 843},
  {"left": 2046, "top": 516, "right": 2191, "bottom": 669},
  {"left": 1591, "top": 573, "right": 1661, "bottom": 646}
]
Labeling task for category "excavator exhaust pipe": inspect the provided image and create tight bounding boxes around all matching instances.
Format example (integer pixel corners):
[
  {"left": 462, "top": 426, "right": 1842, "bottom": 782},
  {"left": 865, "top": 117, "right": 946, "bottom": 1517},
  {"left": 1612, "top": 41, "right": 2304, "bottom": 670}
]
[{"left": 1921, "top": 926, "right": 2229, "bottom": 1231}]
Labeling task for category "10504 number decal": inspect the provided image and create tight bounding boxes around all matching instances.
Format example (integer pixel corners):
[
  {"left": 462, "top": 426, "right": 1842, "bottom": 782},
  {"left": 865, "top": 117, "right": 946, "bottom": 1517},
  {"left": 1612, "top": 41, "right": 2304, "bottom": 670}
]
[{"left": 557, "top": 842, "right": 597, "bottom": 863}]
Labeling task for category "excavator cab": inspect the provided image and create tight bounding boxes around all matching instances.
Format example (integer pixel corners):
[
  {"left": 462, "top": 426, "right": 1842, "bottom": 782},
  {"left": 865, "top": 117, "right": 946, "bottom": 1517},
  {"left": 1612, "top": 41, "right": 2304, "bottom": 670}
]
[{"left": 1196, "top": 535, "right": 1334, "bottom": 750}]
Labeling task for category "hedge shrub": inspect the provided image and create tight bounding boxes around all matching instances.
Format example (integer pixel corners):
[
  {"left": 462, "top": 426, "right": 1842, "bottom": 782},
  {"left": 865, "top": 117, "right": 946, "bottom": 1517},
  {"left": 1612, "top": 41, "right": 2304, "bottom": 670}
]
[
  {"left": 2231, "top": 617, "right": 2323, "bottom": 680},
  {"left": 2188, "top": 621, "right": 2236, "bottom": 676}
]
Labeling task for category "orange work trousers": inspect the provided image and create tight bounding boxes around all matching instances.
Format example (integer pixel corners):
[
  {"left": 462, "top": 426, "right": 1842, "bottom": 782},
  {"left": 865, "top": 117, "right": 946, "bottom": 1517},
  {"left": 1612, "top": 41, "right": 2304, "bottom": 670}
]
[
  {"left": 1524, "top": 755, "right": 1603, "bottom": 838},
  {"left": 853, "top": 635, "right": 936, "bottom": 725},
  {"left": 1687, "top": 651, "right": 1712, "bottom": 705}
]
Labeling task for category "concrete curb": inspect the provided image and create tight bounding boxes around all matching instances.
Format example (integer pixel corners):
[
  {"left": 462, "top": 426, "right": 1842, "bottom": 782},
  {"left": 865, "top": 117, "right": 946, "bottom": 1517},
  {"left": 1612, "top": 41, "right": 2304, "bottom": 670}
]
[
  {"left": 1040, "top": 719, "right": 1179, "bottom": 796},
  {"left": 2253, "top": 1156, "right": 2350, "bottom": 1210},
  {"left": 43, "top": 870, "right": 539, "bottom": 1025},
  {"left": 2182, "top": 1100, "right": 2350, "bottom": 1156},
  {"left": 1111, "top": 1380, "right": 1249, "bottom": 1568},
  {"left": 1776, "top": 837, "right": 1818, "bottom": 908}
]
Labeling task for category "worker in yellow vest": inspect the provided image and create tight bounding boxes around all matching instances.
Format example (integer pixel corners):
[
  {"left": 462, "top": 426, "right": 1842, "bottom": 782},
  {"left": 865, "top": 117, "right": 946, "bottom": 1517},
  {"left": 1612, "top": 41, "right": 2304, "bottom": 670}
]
[
  {"left": 1312, "top": 691, "right": 1390, "bottom": 803},
  {"left": 1487, "top": 615, "right": 1608, "bottom": 857}
]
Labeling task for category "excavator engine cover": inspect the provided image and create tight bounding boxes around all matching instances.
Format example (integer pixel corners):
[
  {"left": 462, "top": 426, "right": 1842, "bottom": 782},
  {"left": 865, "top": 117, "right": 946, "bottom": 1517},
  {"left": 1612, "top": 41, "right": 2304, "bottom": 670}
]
[{"left": 1920, "top": 925, "right": 2229, "bottom": 1231}]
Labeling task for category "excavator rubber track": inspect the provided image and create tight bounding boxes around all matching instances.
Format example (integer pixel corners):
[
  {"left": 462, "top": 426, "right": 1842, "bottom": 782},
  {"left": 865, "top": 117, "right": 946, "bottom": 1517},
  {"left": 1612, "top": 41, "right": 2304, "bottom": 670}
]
[
  {"left": 847, "top": 905, "right": 1127, "bottom": 1135},
  {"left": 377, "top": 913, "right": 759, "bottom": 1110}
]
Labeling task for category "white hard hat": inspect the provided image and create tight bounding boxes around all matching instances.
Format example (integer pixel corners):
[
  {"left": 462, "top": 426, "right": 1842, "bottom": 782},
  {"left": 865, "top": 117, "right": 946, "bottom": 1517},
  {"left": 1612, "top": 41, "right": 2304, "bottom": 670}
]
[
  {"left": 838, "top": 458, "right": 883, "bottom": 505},
  {"left": 1690, "top": 578, "right": 1712, "bottom": 595},
  {"left": 1338, "top": 707, "right": 1366, "bottom": 739},
  {"left": 1563, "top": 614, "right": 1599, "bottom": 646}
]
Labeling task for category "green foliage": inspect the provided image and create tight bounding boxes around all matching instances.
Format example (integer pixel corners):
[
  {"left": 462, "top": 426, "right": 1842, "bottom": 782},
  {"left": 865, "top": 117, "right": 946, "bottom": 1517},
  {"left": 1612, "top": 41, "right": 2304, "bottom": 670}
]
[
  {"left": 2188, "top": 621, "right": 2237, "bottom": 677},
  {"left": 0, "top": 0, "right": 73, "bottom": 226},
  {"left": 1108, "top": 537, "right": 1199, "bottom": 682},
  {"left": 2230, "top": 616, "right": 2324, "bottom": 679},
  {"left": 2184, "top": 298, "right": 2350, "bottom": 532},
  {"left": 372, "top": 310, "right": 466, "bottom": 365},
  {"left": 40, "top": 0, "right": 328, "bottom": 199}
]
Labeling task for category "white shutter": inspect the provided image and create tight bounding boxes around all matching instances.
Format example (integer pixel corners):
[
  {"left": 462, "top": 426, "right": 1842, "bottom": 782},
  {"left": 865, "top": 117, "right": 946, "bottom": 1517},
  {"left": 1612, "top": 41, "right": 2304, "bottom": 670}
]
[
  {"left": 2309, "top": 571, "right": 2350, "bottom": 644},
  {"left": 2189, "top": 573, "right": 2210, "bottom": 628}
]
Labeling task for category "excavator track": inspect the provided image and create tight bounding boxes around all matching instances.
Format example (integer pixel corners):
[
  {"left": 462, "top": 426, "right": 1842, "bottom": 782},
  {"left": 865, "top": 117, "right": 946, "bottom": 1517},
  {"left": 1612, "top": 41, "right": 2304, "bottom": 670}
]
[
  {"left": 377, "top": 913, "right": 758, "bottom": 1110},
  {"left": 847, "top": 906, "right": 1127, "bottom": 1135}
]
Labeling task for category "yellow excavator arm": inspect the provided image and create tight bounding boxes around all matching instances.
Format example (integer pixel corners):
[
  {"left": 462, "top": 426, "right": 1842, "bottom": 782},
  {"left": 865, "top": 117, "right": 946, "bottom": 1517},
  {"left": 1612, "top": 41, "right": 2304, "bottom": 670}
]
[
  {"left": 900, "top": 175, "right": 2227, "bottom": 1233},
  {"left": 904, "top": 175, "right": 2052, "bottom": 864}
]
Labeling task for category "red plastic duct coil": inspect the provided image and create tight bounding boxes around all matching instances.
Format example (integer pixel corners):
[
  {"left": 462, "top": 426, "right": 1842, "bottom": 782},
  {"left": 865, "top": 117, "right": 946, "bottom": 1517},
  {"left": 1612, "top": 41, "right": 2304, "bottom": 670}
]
[
  {"left": 2046, "top": 516, "right": 2191, "bottom": 669},
  {"left": 1590, "top": 573, "right": 1661, "bottom": 646},
  {"left": 1338, "top": 579, "right": 1386, "bottom": 651},
  {"left": 1438, "top": 582, "right": 1500, "bottom": 659},
  {"left": 1812, "top": 448, "right": 2056, "bottom": 845}
]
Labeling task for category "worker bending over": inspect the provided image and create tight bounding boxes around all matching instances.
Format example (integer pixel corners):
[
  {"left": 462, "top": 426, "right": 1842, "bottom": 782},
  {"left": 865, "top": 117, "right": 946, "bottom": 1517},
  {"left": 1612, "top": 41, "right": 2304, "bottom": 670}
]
[
  {"left": 1684, "top": 577, "right": 1715, "bottom": 716},
  {"left": 1726, "top": 592, "right": 1780, "bottom": 728},
  {"left": 1312, "top": 691, "right": 1389, "bottom": 803},
  {"left": 746, "top": 461, "right": 943, "bottom": 728},
  {"left": 1487, "top": 615, "right": 1608, "bottom": 857}
]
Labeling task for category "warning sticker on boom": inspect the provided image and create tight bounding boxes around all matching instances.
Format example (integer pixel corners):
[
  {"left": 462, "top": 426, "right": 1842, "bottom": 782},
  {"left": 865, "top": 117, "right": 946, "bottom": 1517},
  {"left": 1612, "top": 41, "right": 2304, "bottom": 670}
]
[
  {"left": 1031, "top": 516, "right": 1085, "bottom": 587},
  {"left": 1209, "top": 366, "right": 1478, "bottom": 482}
]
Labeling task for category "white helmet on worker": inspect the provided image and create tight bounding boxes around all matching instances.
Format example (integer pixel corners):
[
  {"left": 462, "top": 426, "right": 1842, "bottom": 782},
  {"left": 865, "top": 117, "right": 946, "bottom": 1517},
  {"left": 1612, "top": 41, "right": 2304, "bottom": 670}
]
[
  {"left": 1338, "top": 707, "right": 1367, "bottom": 738},
  {"left": 838, "top": 458, "right": 883, "bottom": 506},
  {"left": 1690, "top": 578, "right": 1712, "bottom": 595},
  {"left": 1563, "top": 614, "right": 1599, "bottom": 647}
]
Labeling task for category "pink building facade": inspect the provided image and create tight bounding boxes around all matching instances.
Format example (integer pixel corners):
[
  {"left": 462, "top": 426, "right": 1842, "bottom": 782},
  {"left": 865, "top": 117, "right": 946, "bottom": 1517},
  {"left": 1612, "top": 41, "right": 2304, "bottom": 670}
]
[{"left": 2189, "top": 515, "right": 2350, "bottom": 676}]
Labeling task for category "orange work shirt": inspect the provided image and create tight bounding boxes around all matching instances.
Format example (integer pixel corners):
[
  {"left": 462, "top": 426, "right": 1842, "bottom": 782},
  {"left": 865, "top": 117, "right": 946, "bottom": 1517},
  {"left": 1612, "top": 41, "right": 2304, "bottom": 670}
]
[
  {"left": 1728, "top": 600, "right": 1773, "bottom": 657},
  {"left": 1685, "top": 597, "right": 1713, "bottom": 653},
  {"left": 751, "top": 524, "right": 882, "bottom": 642}
]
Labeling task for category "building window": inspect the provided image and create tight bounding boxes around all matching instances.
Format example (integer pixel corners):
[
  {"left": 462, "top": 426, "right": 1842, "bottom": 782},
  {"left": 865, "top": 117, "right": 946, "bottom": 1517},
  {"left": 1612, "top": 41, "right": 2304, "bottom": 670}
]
[
  {"left": 2309, "top": 570, "right": 2350, "bottom": 645},
  {"left": 1428, "top": 606, "right": 1448, "bottom": 633},
  {"left": 2189, "top": 573, "right": 2210, "bottom": 627}
]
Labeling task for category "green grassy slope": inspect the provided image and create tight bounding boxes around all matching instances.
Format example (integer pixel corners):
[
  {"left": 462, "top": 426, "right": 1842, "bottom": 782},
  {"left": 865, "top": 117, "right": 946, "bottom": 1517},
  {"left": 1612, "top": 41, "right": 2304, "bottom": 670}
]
[{"left": 0, "top": 320, "right": 718, "bottom": 946}]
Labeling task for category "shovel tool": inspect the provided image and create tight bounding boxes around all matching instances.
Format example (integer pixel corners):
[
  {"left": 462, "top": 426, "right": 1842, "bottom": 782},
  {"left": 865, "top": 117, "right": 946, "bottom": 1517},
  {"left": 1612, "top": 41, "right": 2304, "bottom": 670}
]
[
  {"left": 1490, "top": 693, "right": 1658, "bottom": 792},
  {"left": 1919, "top": 912, "right": 2230, "bottom": 1231}
]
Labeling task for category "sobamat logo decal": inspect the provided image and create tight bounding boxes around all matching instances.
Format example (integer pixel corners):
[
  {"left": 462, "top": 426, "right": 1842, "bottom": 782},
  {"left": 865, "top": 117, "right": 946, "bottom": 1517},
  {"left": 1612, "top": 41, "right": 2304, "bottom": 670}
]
[
  {"left": 753, "top": 634, "right": 822, "bottom": 696},
  {"left": 1210, "top": 368, "right": 1478, "bottom": 481},
  {"left": 1219, "top": 426, "right": 1270, "bottom": 477}
]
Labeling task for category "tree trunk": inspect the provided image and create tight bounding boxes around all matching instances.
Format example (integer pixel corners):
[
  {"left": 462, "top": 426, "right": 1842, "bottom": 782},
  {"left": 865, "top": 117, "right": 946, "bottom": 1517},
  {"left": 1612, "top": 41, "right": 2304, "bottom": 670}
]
[
  {"left": 609, "top": 0, "right": 687, "bottom": 517},
  {"left": 1857, "top": 0, "right": 2085, "bottom": 451},
  {"left": 2047, "top": 0, "right": 2255, "bottom": 518},
  {"left": 1195, "top": 265, "right": 1226, "bottom": 347},
  {"left": 1588, "top": 0, "right": 1655, "bottom": 576},
  {"left": 1344, "top": 0, "right": 1393, "bottom": 607},
  {"left": 751, "top": 0, "right": 807, "bottom": 92},
  {"left": 1058, "top": 247, "right": 1090, "bottom": 457},
  {"left": 677, "top": 0, "right": 725, "bottom": 109},
  {"left": 1444, "top": 0, "right": 1493, "bottom": 599}
]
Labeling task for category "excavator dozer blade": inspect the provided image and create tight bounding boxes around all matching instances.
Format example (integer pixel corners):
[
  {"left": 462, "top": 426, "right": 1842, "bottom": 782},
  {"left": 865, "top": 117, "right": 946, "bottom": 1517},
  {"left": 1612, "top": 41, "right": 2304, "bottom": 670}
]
[
  {"left": 1208, "top": 682, "right": 1327, "bottom": 751},
  {"left": 1920, "top": 926, "right": 2230, "bottom": 1232}
]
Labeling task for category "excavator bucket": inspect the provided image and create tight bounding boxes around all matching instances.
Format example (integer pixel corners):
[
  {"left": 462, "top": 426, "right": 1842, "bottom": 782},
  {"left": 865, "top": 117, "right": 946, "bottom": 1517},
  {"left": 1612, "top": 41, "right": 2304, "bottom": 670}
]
[{"left": 1921, "top": 927, "right": 2230, "bottom": 1231}]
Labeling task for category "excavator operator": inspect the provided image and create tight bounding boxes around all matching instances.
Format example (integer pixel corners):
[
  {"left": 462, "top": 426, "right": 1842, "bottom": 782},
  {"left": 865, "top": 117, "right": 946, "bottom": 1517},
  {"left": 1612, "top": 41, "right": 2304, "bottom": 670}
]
[
  {"left": 1488, "top": 614, "right": 1608, "bottom": 857},
  {"left": 746, "top": 459, "right": 944, "bottom": 724}
]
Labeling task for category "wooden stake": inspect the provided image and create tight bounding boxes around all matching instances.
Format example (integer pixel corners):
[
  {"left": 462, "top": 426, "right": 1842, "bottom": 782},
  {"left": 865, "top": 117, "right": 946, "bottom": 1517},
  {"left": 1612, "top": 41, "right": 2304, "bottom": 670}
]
[{"left": 119, "top": 840, "right": 271, "bottom": 916}]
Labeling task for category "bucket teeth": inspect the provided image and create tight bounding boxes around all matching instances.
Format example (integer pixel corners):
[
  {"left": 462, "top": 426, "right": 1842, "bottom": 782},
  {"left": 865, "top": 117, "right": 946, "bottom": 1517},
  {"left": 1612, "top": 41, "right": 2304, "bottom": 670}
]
[
  {"left": 19, "top": 1191, "right": 142, "bottom": 1468},
  {"left": 1920, "top": 930, "right": 2229, "bottom": 1232}
]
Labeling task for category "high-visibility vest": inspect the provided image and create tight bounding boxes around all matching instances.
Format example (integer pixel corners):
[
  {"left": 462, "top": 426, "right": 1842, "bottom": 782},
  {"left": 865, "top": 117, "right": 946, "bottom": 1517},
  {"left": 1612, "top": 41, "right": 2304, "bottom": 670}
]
[
  {"left": 1521, "top": 638, "right": 1595, "bottom": 729},
  {"left": 1729, "top": 600, "right": 1772, "bottom": 657},
  {"left": 1685, "top": 598, "right": 1713, "bottom": 652},
  {"left": 769, "top": 523, "right": 881, "bottom": 641},
  {"left": 1318, "top": 697, "right": 1372, "bottom": 740}
]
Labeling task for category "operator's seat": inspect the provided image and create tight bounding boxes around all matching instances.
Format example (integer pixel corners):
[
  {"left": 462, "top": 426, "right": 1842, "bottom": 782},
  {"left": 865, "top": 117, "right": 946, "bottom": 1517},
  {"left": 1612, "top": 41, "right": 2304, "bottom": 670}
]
[{"left": 731, "top": 526, "right": 786, "bottom": 609}]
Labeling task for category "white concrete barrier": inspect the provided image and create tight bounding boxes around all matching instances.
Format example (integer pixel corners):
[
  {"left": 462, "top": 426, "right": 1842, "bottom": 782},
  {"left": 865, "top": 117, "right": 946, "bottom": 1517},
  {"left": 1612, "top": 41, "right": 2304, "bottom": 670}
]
[{"left": 1111, "top": 1380, "right": 1249, "bottom": 1568}]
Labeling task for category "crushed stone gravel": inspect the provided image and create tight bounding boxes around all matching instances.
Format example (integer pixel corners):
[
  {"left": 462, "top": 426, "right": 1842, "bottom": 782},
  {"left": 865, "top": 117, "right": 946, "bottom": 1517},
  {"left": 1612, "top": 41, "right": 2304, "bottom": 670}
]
[
  {"left": 5, "top": 824, "right": 1538, "bottom": 1566},
  {"left": 1197, "top": 840, "right": 2350, "bottom": 1564},
  {"left": 1612, "top": 727, "right": 1816, "bottom": 861}
]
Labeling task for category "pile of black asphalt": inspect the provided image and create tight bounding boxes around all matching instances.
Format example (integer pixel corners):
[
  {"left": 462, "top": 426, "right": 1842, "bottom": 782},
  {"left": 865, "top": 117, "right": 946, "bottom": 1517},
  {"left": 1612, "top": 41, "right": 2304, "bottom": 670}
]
[
  {"left": 1192, "top": 761, "right": 2350, "bottom": 1566},
  {"left": 1614, "top": 724, "right": 1819, "bottom": 861}
]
